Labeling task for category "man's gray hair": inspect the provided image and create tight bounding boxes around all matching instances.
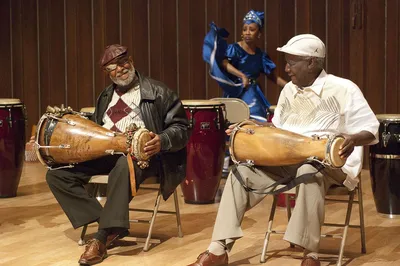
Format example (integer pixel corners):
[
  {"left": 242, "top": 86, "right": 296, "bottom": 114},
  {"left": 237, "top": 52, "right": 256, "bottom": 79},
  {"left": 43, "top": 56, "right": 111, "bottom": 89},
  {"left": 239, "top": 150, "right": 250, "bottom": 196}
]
[
  {"left": 301, "top": 56, "right": 325, "bottom": 70},
  {"left": 313, "top": 57, "right": 325, "bottom": 70}
]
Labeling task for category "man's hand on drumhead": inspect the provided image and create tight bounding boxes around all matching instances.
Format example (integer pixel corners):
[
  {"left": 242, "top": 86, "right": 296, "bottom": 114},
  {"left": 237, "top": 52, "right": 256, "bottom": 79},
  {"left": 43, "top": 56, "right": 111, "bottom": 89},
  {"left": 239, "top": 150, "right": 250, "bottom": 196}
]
[
  {"left": 144, "top": 132, "right": 161, "bottom": 157},
  {"left": 339, "top": 134, "right": 355, "bottom": 159}
]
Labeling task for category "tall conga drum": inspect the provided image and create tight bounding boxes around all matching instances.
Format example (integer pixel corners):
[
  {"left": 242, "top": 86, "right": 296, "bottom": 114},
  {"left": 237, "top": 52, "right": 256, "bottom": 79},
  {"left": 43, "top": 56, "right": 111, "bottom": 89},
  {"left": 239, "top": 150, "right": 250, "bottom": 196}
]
[
  {"left": 0, "top": 99, "right": 26, "bottom": 197},
  {"left": 370, "top": 114, "right": 400, "bottom": 218},
  {"left": 181, "top": 100, "right": 226, "bottom": 204}
]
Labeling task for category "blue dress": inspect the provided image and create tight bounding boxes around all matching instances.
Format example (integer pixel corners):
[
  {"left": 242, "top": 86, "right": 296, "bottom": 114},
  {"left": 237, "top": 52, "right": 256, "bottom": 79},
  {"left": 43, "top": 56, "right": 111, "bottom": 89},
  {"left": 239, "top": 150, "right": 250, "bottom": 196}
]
[{"left": 203, "top": 22, "right": 276, "bottom": 122}]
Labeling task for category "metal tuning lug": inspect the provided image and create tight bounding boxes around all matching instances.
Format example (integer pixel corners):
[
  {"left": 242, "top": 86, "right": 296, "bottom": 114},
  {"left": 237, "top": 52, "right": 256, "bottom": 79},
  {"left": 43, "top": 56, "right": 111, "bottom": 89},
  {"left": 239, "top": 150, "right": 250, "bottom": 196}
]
[{"left": 382, "top": 132, "right": 391, "bottom": 148}]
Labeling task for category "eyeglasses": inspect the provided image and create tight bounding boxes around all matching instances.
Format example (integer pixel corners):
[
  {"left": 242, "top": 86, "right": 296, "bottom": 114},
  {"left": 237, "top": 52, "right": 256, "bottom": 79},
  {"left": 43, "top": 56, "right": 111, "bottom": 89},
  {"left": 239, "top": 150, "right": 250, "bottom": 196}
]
[
  {"left": 104, "top": 57, "right": 130, "bottom": 72},
  {"left": 285, "top": 57, "right": 311, "bottom": 67}
]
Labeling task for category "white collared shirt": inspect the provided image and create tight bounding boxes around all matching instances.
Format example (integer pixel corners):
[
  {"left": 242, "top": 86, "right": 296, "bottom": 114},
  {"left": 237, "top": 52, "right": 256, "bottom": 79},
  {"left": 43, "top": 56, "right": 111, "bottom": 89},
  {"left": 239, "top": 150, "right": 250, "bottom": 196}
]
[{"left": 272, "top": 70, "right": 379, "bottom": 190}]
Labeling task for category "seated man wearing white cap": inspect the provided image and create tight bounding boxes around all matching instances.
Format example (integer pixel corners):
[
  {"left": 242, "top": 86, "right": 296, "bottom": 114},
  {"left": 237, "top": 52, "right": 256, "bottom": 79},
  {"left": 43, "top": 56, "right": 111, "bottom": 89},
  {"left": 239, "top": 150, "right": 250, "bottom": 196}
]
[{"left": 188, "top": 34, "right": 379, "bottom": 266}]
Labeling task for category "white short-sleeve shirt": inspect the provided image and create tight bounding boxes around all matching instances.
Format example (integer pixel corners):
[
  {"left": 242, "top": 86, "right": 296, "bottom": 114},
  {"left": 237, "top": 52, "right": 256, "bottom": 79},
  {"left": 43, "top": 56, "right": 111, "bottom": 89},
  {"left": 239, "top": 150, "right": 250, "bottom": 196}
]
[{"left": 272, "top": 70, "right": 379, "bottom": 190}]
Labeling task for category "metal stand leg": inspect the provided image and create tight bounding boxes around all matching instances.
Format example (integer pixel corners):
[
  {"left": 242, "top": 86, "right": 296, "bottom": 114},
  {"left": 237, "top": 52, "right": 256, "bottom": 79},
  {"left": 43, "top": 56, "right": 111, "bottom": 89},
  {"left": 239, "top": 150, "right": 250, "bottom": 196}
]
[
  {"left": 173, "top": 190, "right": 183, "bottom": 238},
  {"left": 260, "top": 195, "right": 278, "bottom": 263}
]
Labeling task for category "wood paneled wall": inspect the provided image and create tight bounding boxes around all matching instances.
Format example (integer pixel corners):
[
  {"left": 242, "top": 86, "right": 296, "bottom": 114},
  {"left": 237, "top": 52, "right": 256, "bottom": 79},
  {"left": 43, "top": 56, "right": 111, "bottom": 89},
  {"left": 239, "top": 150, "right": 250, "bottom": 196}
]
[{"left": 0, "top": 0, "right": 399, "bottom": 138}]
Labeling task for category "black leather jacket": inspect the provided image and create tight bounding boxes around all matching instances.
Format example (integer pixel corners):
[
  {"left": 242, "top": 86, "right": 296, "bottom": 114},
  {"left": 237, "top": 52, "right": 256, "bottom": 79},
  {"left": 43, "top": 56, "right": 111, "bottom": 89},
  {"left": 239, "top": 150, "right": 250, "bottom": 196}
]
[{"left": 92, "top": 71, "right": 189, "bottom": 200}]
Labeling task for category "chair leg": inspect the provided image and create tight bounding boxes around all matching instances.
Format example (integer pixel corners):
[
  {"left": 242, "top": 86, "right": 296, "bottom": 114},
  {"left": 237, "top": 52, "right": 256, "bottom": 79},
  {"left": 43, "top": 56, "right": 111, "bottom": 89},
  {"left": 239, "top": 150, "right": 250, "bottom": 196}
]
[
  {"left": 285, "top": 194, "right": 295, "bottom": 248},
  {"left": 260, "top": 195, "right": 278, "bottom": 263},
  {"left": 173, "top": 189, "right": 183, "bottom": 238},
  {"left": 357, "top": 184, "right": 367, "bottom": 253},
  {"left": 79, "top": 224, "right": 88, "bottom": 246},
  {"left": 143, "top": 191, "right": 162, "bottom": 252},
  {"left": 78, "top": 184, "right": 99, "bottom": 245},
  {"left": 337, "top": 190, "right": 355, "bottom": 266}
]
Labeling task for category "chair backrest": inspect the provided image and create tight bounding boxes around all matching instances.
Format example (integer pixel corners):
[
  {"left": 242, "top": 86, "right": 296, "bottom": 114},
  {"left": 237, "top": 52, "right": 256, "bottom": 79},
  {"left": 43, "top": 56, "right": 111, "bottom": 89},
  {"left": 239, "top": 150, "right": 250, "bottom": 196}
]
[{"left": 210, "top": 98, "right": 249, "bottom": 124}]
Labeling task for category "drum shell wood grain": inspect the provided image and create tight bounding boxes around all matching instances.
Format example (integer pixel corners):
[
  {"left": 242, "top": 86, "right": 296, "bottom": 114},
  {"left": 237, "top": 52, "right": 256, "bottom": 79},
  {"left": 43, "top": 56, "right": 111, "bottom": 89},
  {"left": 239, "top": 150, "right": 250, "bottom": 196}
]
[
  {"left": 36, "top": 114, "right": 127, "bottom": 166},
  {"left": 231, "top": 124, "right": 329, "bottom": 166}
]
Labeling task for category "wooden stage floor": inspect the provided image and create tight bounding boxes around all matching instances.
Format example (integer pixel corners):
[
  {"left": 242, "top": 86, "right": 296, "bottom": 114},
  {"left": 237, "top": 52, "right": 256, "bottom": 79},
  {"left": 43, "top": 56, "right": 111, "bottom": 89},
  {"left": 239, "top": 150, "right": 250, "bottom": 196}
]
[{"left": 1, "top": 162, "right": 399, "bottom": 266}]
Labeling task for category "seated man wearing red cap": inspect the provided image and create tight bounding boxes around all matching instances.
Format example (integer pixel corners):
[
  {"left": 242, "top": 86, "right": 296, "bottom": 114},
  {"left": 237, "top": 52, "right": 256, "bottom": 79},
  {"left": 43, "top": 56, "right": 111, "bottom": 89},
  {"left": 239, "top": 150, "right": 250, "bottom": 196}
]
[
  {"left": 46, "top": 44, "right": 189, "bottom": 265},
  {"left": 188, "top": 34, "right": 379, "bottom": 266}
]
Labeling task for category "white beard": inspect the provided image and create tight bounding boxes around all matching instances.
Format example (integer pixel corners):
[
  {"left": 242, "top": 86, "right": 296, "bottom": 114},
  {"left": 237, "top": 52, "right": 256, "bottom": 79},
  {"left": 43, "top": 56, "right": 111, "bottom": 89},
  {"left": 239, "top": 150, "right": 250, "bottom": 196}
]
[{"left": 110, "top": 65, "right": 136, "bottom": 87}]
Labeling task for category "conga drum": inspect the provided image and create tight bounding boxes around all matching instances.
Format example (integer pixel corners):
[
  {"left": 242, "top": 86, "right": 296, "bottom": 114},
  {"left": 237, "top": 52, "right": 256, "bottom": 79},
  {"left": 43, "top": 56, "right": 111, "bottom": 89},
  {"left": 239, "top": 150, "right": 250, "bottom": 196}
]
[
  {"left": 370, "top": 114, "right": 400, "bottom": 218},
  {"left": 181, "top": 100, "right": 226, "bottom": 204},
  {"left": 0, "top": 99, "right": 26, "bottom": 197}
]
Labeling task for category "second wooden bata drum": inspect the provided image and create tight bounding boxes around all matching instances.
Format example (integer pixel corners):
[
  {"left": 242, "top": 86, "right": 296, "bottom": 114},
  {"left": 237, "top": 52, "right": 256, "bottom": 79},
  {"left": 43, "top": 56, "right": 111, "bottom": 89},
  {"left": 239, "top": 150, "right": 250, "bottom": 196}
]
[
  {"left": 181, "top": 100, "right": 226, "bottom": 204},
  {"left": 230, "top": 120, "right": 346, "bottom": 168},
  {"left": 370, "top": 114, "right": 400, "bottom": 218}
]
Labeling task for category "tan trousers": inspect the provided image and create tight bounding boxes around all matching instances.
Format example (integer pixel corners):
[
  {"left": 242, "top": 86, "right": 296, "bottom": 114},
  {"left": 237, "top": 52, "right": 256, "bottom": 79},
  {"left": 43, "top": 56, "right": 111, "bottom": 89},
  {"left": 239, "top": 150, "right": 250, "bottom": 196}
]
[{"left": 211, "top": 163, "right": 347, "bottom": 252}]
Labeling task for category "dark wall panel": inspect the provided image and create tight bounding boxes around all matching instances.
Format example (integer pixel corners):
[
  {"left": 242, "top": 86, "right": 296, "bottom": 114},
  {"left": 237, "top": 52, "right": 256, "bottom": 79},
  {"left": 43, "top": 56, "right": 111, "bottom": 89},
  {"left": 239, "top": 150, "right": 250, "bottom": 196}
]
[
  {"left": 65, "top": 0, "right": 79, "bottom": 109},
  {"left": 0, "top": 0, "right": 12, "bottom": 98},
  {"left": 93, "top": 0, "right": 107, "bottom": 100},
  {"left": 266, "top": 0, "right": 283, "bottom": 104},
  {"left": 177, "top": 0, "right": 191, "bottom": 100},
  {"left": 149, "top": 0, "right": 162, "bottom": 82},
  {"left": 190, "top": 0, "right": 207, "bottom": 100},
  {"left": 11, "top": 0, "right": 24, "bottom": 104},
  {"left": 327, "top": 0, "right": 344, "bottom": 76},
  {"left": 386, "top": 0, "right": 400, "bottom": 113},
  {"left": 364, "top": 0, "right": 385, "bottom": 113},
  {"left": 21, "top": 0, "right": 39, "bottom": 133},
  {"left": 76, "top": 0, "right": 94, "bottom": 109}
]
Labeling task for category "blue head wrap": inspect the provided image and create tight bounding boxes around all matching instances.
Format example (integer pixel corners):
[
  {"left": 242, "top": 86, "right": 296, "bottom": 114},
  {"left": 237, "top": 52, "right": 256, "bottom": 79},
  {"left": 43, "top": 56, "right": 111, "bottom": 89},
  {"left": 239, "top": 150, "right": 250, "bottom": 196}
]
[{"left": 243, "top": 10, "right": 264, "bottom": 28}]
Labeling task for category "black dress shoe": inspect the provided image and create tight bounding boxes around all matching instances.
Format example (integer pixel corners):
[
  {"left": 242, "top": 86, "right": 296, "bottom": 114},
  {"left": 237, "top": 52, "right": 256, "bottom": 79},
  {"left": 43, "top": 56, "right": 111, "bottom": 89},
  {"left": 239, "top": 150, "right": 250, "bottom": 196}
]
[{"left": 106, "top": 229, "right": 129, "bottom": 248}]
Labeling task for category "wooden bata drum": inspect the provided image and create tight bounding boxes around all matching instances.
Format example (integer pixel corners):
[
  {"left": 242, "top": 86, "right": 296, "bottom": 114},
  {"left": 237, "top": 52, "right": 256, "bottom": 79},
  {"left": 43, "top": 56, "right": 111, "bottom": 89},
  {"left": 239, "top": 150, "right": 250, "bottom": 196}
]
[
  {"left": 370, "top": 114, "right": 400, "bottom": 218},
  {"left": 181, "top": 100, "right": 226, "bottom": 204},
  {"left": 230, "top": 120, "right": 346, "bottom": 168},
  {"left": 0, "top": 99, "right": 26, "bottom": 197},
  {"left": 35, "top": 108, "right": 151, "bottom": 169}
]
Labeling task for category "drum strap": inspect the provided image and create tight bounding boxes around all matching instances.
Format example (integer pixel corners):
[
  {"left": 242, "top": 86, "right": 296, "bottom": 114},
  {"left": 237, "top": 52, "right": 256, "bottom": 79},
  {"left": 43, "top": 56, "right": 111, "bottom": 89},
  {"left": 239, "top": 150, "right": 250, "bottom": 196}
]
[
  {"left": 127, "top": 154, "right": 137, "bottom": 196},
  {"left": 231, "top": 162, "right": 325, "bottom": 195}
]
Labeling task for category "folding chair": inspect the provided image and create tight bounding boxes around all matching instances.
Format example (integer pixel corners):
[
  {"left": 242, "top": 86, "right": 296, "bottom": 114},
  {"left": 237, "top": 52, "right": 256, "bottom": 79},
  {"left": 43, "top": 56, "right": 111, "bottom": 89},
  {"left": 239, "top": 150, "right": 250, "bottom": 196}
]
[
  {"left": 78, "top": 174, "right": 183, "bottom": 251},
  {"left": 260, "top": 173, "right": 366, "bottom": 265},
  {"left": 210, "top": 98, "right": 249, "bottom": 124}
]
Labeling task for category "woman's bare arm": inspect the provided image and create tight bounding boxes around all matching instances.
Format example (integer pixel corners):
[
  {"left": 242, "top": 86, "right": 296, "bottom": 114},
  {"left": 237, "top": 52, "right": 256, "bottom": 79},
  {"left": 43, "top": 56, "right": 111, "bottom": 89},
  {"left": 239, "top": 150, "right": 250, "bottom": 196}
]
[{"left": 221, "top": 59, "right": 249, "bottom": 87}]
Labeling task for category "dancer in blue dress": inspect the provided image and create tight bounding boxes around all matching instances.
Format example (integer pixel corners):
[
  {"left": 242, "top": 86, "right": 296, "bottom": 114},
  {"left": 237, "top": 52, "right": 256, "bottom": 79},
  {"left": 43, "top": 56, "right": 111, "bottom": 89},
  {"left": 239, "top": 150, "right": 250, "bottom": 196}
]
[{"left": 203, "top": 10, "right": 287, "bottom": 122}]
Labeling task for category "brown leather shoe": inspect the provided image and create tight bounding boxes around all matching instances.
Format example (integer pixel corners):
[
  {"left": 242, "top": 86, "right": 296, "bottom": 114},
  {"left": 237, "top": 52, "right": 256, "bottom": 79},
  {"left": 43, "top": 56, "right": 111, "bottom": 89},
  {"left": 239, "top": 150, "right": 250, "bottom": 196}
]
[
  {"left": 301, "top": 257, "right": 321, "bottom": 266},
  {"left": 187, "top": 250, "right": 228, "bottom": 266},
  {"left": 106, "top": 229, "right": 129, "bottom": 248},
  {"left": 78, "top": 239, "right": 107, "bottom": 265}
]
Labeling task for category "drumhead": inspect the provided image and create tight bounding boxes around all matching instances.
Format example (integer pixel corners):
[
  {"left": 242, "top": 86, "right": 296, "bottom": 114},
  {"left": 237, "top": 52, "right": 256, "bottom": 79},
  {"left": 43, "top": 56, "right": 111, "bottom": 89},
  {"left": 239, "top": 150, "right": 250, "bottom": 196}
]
[
  {"left": 328, "top": 136, "right": 346, "bottom": 168},
  {"left": 132, "top": 128, "right": 151, "bottom": 161},
  {"left": 376, "top": 114, "right": 400, "bottom": 122},
  {"left": 182, "top": 100, "right": 224, "bottom": 107},
  {"left": 80, "top": 107, "right": 95, "bottom": 114},
  {"left": 0, "top": 98, "right": 22, "bottom": 105}
]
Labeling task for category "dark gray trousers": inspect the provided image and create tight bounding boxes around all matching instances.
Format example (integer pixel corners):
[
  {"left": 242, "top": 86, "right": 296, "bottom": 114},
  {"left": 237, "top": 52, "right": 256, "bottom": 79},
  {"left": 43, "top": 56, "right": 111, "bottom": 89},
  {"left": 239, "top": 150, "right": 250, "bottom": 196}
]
[{"left": 46, "top": 155, "right": 159, "bottom": 229}]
